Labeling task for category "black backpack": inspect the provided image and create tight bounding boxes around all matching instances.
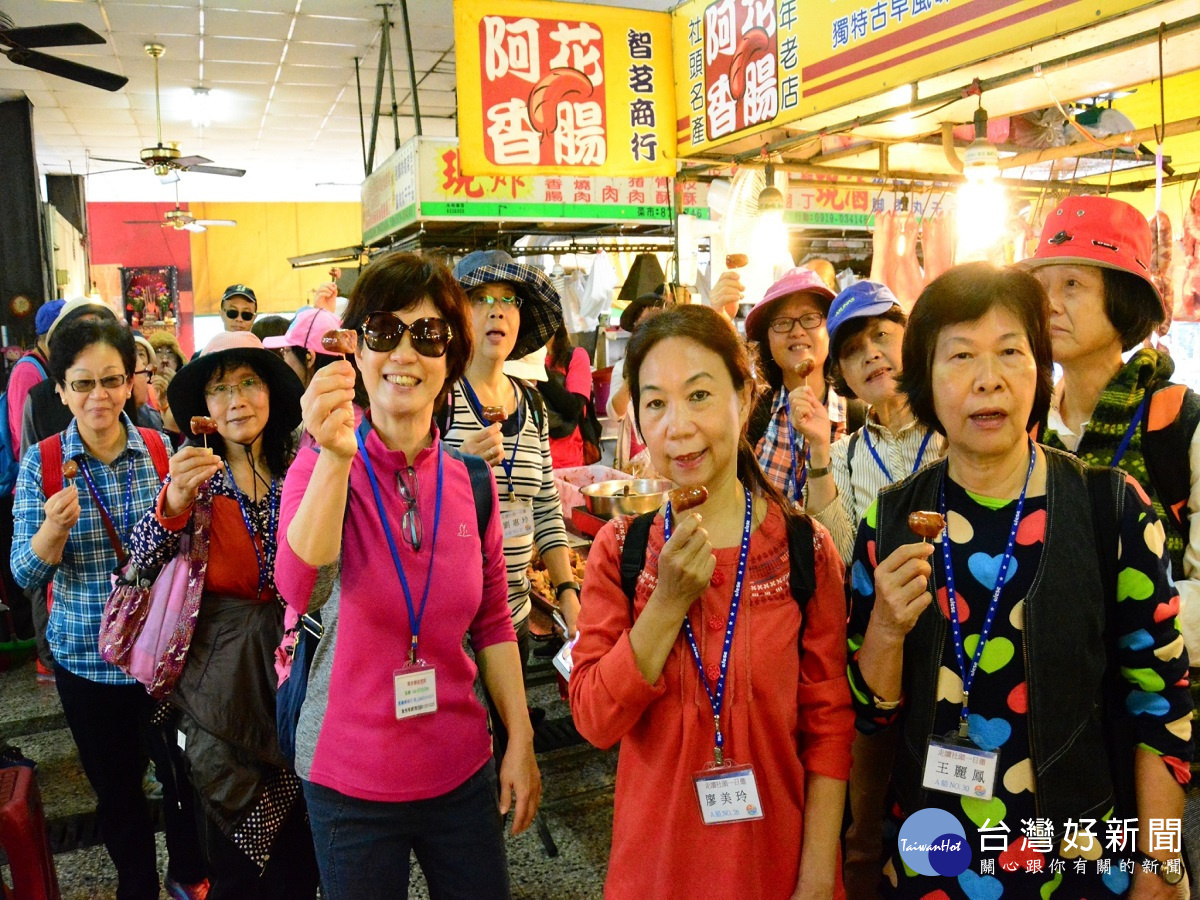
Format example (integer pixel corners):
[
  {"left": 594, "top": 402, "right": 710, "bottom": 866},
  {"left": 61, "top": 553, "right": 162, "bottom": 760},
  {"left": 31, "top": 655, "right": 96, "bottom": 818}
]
[{"left": 617, "top": 508, "right": 818, "bottom": 650}]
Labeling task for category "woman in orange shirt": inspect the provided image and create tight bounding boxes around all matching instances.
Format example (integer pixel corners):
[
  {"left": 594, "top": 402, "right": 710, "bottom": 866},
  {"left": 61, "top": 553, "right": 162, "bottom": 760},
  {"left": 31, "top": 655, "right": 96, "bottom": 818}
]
[{"left": 570, "top": 305, "right": 854, "bottom": 899}]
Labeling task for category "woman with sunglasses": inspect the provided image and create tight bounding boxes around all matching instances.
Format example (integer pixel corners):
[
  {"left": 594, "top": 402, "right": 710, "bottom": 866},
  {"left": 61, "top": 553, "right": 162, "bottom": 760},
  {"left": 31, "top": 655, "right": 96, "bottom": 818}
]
[
  {"left": 444, "top": 250, "right": 580, "bottom": 657},
  {"left": 277, "top": 252, "right": 539, "bottom": 899},
  {"left": 127, "top": 332, "right": 318, "bottom": 899},
  {"left": 11, "top": 318, "right": 209, "bottom": 900}
]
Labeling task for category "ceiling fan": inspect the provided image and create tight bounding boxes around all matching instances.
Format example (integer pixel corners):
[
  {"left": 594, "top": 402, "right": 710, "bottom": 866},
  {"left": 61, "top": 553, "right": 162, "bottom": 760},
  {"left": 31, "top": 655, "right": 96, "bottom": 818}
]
[
  {"left": 126, "top": 201, "right": 237, "bottom": 233},
  {"left": 0, "top": 12, "right": 127, "bottom": 91},
  {"left": 91, "top": 43, "right": 244, "bottom": 182}
]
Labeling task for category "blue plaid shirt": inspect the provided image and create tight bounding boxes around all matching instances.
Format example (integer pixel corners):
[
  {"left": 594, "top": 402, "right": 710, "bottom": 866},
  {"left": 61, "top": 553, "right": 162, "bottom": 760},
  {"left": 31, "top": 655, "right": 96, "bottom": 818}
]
[{"left": 11, "top": 415, "right": 172, "bottom": 684}]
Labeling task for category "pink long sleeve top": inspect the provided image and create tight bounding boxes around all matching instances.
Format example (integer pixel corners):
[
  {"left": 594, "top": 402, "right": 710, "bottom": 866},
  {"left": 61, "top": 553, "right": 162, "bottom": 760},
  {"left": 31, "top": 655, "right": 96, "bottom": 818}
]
[{"left": 275, "top": 429, "right": 514, "bottom": 802}]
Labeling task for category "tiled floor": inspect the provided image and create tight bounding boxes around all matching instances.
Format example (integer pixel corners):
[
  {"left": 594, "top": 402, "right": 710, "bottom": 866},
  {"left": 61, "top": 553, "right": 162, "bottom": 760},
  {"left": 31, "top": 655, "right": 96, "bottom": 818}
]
[{"left": 0, "top": 654, "right": 615, "bottom": 899}]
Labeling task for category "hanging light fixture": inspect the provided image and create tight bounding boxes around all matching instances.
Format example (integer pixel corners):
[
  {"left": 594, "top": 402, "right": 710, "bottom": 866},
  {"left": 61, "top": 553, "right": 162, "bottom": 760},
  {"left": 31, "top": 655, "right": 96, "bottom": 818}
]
[
  {"left": 757, "top": 162, "right": 785, "bottom": 215},
  {"left": 190, "top": 87, "right": 212, "bottom": 128},
  {"left": 956, "top": 102, "right": 1008, "bottom": 262}
]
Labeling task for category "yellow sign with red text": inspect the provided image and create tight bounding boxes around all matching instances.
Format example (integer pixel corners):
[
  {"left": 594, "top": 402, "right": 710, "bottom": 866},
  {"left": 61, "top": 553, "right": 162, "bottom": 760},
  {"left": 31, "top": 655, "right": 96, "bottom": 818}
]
[
  {"left": 455, "top": 0, "right": 676, "bottom": 177},
  {"left": 673, "top": 0, "right": 1148, "bottom": 156}
]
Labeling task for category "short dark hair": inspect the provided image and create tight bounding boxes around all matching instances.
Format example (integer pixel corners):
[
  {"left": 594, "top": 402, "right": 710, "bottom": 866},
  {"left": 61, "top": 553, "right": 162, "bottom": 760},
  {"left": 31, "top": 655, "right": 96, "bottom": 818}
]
[
  {"left": 1102, "top": 268, "right": 1164, "bottom": 352},
  {"left": 625, "top": 305, "right": 789, "bottom": 512},
  {"left": 900, "top": 262, "right": 1053, "bottom": 435},
  {"left": 342, "top": 252, "right": 473, "bottom": 409},
  {"left": 251, "top": 315, "right": 290, "bottom": 341},
  {"left": 50, "top": 318, "right": 136, "bottom": 386},
  {"left": 200, "top": 352, "right": 297, "bottom": 477},
  {"left": 829, "top": 307, "right": 908, "bottom": 399}
]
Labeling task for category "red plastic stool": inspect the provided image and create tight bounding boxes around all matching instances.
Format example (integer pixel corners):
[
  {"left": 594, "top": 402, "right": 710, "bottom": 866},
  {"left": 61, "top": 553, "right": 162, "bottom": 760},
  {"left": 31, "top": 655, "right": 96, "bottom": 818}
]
[{"left": 0, "top": 766, "right": 60, "bottom": 900}]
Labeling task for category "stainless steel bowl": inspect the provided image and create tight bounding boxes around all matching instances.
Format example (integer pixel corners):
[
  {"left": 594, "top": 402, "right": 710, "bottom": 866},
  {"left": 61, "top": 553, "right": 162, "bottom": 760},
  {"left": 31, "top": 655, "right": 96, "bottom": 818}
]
[{"left": 581, "top": 478, "right": 672, "bottom": 518}]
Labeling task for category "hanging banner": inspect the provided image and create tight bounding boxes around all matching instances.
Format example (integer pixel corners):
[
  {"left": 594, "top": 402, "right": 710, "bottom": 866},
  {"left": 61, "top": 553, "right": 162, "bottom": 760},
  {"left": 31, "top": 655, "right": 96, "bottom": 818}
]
[
  {"left": 361, "top": 138, "right": 709, "bottom": 245},
  {"left": 673, "top": 0, "right": 1148, "bottom": 157},
  {"left": 454, "top": 0, "right": 676, "bottom": 177}
]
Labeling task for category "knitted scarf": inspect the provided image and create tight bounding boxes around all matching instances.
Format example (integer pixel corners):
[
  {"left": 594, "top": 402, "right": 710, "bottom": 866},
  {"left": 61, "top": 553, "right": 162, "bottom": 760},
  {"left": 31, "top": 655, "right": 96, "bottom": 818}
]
[{"left": 1043, "top": 348, "right": 1184, "bottom": 574}]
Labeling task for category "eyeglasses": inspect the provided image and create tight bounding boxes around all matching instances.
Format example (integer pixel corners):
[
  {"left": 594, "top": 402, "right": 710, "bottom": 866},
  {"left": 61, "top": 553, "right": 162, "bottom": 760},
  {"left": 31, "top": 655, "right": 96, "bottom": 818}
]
[
  {"left": 470, "top": 293, "right": 522, "bottom": 310},
  {"left": 361, "top": 312, "right": 452, "bottom": 358},
  {"left": 68, "top": 374, "right": 129, "bottom": 393},
  {"left": 396, "top": 467, "right": 421, "bottom": 551},
  {"left": 205, "top": 376, "right": 266, "bottom": 403},
  {"left": 224, "top": 308, "right": 256, "bottom": 322},
  {"left": 769, "top": 313, "right": 825, "bottom": 333},
  {"left": 134, "top": 368, "right": 155, "bottom": 379}
]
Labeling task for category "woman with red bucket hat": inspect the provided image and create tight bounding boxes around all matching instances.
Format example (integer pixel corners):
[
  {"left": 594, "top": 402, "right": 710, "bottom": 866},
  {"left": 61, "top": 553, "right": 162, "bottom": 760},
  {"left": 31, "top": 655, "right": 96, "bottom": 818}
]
[{"left": 1025, "top": 194, "right": 1200, "bottom": 891}]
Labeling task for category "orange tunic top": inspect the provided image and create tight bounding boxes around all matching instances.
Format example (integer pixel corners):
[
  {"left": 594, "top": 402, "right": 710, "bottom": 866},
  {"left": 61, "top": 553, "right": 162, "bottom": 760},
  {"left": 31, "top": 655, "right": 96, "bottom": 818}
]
[{"left": 570, "top": 501, "right": 854, "bottom": 899}]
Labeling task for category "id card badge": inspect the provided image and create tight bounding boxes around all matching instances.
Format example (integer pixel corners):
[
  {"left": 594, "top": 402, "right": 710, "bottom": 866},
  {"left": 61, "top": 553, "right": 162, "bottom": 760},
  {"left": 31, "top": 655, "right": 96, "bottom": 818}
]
[
  {"left": 921, "top": 732, "right": 998, "bottom": 801},
  {"left": 499, "top": 498, "right": 534, "bottom": 541},
  {"left": 394, "top": 662, "right": 437, "bottom": 720},
  {"left": 692, "top": 763, "right": 765, "bottom": 825}
]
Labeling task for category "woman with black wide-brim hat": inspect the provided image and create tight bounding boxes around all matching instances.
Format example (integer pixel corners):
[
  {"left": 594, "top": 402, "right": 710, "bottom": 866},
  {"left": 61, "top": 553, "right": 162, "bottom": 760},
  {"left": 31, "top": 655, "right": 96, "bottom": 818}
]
[
  {"left": 443, "top": 250, "right": 581, "bottom": 666},
  {"left": 128, "top": 332, "right": 319, "bottom": 899}
]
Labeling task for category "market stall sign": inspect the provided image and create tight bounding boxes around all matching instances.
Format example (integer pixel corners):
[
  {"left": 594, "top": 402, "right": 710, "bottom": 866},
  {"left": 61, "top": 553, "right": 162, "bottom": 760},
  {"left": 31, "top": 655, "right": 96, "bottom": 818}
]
[
  {"left": 783, "top": 176, "right": 956, "bottom": 229},
  {"left": 673, "top": 0, "right": 1148, "bottom": 157},
  {"left": 362, "top": 138, "right": 709, "bottom": 245},
  {"left": 454, "top": 0, "right": 676, "bottom": 177}
]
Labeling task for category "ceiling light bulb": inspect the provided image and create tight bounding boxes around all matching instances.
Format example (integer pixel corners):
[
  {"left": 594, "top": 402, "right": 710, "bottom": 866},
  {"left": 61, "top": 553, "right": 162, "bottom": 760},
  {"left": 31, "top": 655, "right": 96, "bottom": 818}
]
[
  {"left": 757, "top": 163, "right": 785, "bottom": 215},
  {"left": 191, "top": 87, "right": 212, "bottom": 128},
  {"left": 962, "top": 106, "right": 1000, "bottom": 182}
]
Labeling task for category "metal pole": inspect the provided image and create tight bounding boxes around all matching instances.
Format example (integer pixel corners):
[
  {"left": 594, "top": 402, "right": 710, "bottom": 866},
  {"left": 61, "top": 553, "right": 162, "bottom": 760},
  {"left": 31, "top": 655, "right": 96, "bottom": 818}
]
[
  {"left": 355, "top": 57, "right": 367, "bottom": 175},
  {"left": 382, "top": 6, "right": 401, "bottom": 149},
  {"left": 399, "top": 0, "right": 423, "bottom": 136},
  {"left": 366, "top": 5, "right": 389, "bottom": 175}
]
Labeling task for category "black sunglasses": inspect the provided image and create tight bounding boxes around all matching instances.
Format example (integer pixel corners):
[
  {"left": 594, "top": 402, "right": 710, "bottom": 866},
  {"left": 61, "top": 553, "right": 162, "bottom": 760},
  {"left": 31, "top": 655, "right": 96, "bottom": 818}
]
[
  {"left": 361, "top": 312, "right": 452, "bottom": 358},
  {"left": 224, "top": 308, "right": 255, "bottom": 322}
]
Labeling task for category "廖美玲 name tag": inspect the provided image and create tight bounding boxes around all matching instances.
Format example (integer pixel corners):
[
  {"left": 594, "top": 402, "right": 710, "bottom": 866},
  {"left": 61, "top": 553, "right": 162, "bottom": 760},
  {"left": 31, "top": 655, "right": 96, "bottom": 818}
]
[
  {"left": 922, "top": 735, "right": 998, "bottom": 801},
  {"left": 394, "top": 663, "right": 437, "bottom": 720},
  {"left": 692, "top": 764, "right": 764, "bottom": 825},
  {"left": 499, "top": 498, "right": 534, "bottom": 540}
]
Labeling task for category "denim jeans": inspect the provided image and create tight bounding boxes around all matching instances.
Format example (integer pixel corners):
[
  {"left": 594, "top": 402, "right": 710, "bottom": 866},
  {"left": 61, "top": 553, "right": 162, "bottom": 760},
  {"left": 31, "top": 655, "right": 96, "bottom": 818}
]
[{"left": 304, "top": 762, "right": 510, "bottom": 900}]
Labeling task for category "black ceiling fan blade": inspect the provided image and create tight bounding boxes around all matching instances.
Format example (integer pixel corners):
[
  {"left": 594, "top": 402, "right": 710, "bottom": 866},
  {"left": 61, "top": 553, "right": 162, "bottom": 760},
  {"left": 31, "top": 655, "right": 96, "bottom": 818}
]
[
  {"left": 3, "top": 23, "right": 106, "bottom": 49},
  {"left": 90, "top": 155, "right": 145, "bottom": 166},
  {"left": 188, "top": 164, "right": 246, "bottom": 177},
  {"left": 4, "top": 47, "right": 128, "bottom": 91},
  {"left": 174, "top": 155, "right": 213, "bottom": 168}
]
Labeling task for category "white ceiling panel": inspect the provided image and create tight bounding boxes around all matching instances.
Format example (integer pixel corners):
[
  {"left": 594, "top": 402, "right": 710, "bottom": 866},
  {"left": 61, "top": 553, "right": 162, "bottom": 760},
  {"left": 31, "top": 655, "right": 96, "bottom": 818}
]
[
  {"left": 278, "top": 64, "right": 347, "bottom": 85},
  {"left": 204, "top": 9, "right": 295, "bottom": 42},
  {"left": 34, "top": 121, "right": 81, "bottom": 135},
  {"left": 289, "top": 14, "right": 379, "bottom": 46},
  {"left": 283, "top": 41, "right": 361, "bottom": 66},
  {"left": 205, "top": 36, "right": 286, "bottom": 64},
  {"left": 55, "top": 89, "right": 132, "bottom": 109},
  {"left": 269, "top": 83, "right": 339, "bottom": 103},
  {"left": 203, "top": 59, "right": 277, "bottom": 83},
  {"left": 106, "top": 5, "right": 200, "bottom": 35}
]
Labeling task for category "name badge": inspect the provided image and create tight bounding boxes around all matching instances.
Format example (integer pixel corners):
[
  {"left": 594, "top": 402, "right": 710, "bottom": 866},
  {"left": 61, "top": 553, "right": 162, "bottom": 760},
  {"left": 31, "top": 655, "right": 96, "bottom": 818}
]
[
  {"left": 500, "top": 498, "right": 534, "bottom": 540},
  {"left": 922, "top": 734, "right": 998, "bottom": 801},
  {"left": 394, "top": 662, "right": 437, "bottom": 720},
  {"left": 553, "top": 634, "right": 579, "bottom": 682},
  {"left": 692, "top": 764, "right": 764, "bottom": 825}
]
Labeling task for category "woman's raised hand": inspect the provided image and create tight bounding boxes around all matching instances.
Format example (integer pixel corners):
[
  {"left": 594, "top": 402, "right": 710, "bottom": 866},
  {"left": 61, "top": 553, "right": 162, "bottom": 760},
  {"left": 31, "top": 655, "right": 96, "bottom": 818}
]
[
  {"left": 788, "top": 383, "right": 832, "bottom": 451},
  {"left": 869, "top": 542, "right": 935, "bottom": 642},
  {"left": 652, "top": 512, "right": 716, "bottom": 619},
  {"left": 461, "top": 422, "right": 505, "bottom": 468},
  {"left": 43, "top": 484, "right": 81, "bottom": 536},
  {"left": 302, "top": 360, "right": 358, "bottom": 459},
  {"left": 163, "top": 446, "right": 223, "bottom": 517}
]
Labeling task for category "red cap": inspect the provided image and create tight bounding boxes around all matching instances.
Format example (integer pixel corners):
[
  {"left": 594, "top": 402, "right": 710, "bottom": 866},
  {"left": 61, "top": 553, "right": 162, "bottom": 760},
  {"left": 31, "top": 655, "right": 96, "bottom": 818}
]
[{"left": 1024, "top": 195, "right": 1162, "bottom": 314}]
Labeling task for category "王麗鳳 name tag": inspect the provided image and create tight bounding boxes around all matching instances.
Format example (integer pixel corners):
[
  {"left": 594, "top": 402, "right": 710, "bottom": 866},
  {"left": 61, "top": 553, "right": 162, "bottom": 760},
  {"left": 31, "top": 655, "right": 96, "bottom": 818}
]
[{"left": 922, "top": 734, "right": 998, "bottom": 801}]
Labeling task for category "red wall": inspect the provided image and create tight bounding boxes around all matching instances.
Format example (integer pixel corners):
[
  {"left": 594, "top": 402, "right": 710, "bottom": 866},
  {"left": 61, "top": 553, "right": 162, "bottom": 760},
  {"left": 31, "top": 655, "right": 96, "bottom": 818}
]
[{"left": 87, "top": 202, "right": 196, "bottom": 353}]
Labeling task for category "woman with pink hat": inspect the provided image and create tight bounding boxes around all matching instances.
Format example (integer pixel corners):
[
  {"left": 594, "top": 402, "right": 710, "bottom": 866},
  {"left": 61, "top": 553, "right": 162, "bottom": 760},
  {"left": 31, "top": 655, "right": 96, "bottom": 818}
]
[
  {"left": 744, "top": 269, "right": 852, "bottom": 533},
  {"left": 1025, "top": 194, "right": 1200, "bottom": 888}
]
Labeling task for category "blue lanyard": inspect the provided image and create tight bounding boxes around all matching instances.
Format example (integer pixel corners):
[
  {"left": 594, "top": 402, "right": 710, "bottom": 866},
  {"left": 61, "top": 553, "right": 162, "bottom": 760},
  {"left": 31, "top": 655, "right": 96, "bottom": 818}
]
[
  {"left": 222, "top": 462, "right": 279, "bottom": 601},
  {"left": 664, "top": 485, "right": 753, "bottom": 766},
  {"left": 356, "top": 425, "right": 444, "bottom": 664},
  {"left": 940, "top": 440, "right": 1035, "bottom": 735},
  {"left": 1109, "top": 395, "right": 1147, "bottom": 469},
  {"left": 864, "top": 427, "right": 934, "bottom": 483},
  {"left": 782, "top": 393, "right": 808, "bottom": 503},
  {"left": 461, "top": 378, "right": 523, "bottom": 497},
  {"left": 79, "top": 456, "right": 135, "bottom": 548}
]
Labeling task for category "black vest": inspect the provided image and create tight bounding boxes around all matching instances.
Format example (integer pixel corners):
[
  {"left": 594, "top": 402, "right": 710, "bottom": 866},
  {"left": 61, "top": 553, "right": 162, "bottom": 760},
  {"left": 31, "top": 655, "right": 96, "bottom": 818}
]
[{"left": 875, "top": 447, "right": 1128, "bottom": 832}]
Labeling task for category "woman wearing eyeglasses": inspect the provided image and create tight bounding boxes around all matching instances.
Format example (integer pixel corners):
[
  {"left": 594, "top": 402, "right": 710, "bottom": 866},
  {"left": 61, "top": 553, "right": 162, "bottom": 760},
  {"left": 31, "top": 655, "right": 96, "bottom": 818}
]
[
  {"left": 11, "top": 318, "right": 209, "bottom": 900},
  {"left": 126, "top": 332, "right": 318, "bottom": 899},
  {"left": 444, "top": 250, "right": 580, "bottom": 661},
  {"left": 277, "top": 252, "right": 538, "bottom": 899}
]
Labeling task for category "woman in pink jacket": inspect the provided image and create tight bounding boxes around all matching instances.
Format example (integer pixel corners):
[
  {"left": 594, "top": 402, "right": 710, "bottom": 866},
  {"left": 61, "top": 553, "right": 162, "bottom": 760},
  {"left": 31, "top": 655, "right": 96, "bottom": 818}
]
[{"left": 275, "top": 251, "right": 540, "bottom": 900}]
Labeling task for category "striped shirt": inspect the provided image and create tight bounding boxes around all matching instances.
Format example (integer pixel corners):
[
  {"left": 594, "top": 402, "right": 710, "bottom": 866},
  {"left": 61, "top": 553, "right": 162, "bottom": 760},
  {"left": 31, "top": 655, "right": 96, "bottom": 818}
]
[
  {"left": 11, "top": 415, "right": 172, "bottom": 684},
  {"left": 441, "top": 379, "right": 568, "bottom": 629},
  {"left": 823, "top": 414, "right": 944, "bottom": 562}
]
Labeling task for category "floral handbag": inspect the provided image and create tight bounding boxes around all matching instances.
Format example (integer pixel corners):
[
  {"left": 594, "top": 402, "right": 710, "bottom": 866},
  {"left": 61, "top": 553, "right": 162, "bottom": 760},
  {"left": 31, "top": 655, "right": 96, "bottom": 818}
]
[{"left": 98, "top": 486, "right": 212, "bottom": 697}]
